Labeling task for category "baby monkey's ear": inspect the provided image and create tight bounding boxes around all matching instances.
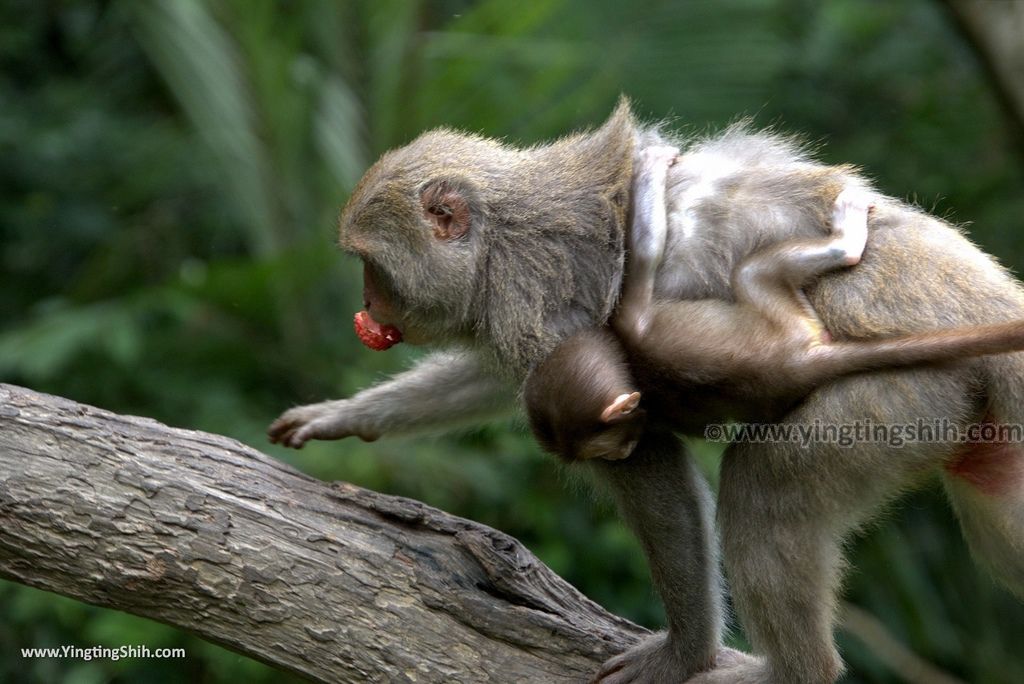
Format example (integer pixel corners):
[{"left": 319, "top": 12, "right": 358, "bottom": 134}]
[
  {"left": 420, "top": 179, "right": 473, "bottom": 240},
  {"left": 600, "top": 391, "right": 642, "bottom": 423}
]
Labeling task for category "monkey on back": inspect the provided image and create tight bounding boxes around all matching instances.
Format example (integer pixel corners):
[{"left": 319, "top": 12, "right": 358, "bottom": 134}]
[
  {"left": 526, "top": 145, "right": 1024, "bottom": 462},
  {"left": 269, "top": 101, "right": 1024, "bottom": 684}
]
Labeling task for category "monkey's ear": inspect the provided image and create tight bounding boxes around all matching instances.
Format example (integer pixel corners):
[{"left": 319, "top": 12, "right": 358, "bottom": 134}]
[
  {"left": 600, "top": 392, "right": 642, "bottom": 423},
  {"left": 420, "top": 180, "right": 473, "bottom": 240}
]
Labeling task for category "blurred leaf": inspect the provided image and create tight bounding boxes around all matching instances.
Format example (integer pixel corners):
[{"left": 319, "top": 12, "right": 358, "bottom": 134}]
[
  {"left": 129, "top": 0, "right": 280, "bottom": 256},
  {"left": 2, "top": 0, "right": 1023, "bottom": 682}
]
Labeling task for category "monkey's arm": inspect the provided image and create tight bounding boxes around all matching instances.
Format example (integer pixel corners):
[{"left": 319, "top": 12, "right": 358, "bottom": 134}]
[
  {"left": 268, "top": 350, "right": 515, "bottom": 448},
  {"left": 616, "top": 145, "right": 679, "bottom": 338}
]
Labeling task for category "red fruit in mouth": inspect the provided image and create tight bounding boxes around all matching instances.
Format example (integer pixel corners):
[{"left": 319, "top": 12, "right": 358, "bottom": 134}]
[{"left": 354, "top": 310, "right": 403, "bottom": 351}]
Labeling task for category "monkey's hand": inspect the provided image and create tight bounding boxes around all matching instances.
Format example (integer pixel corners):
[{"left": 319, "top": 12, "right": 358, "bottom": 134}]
[
  {"left": 268, "top": 352, "right": 514, "bottom": 449},
  {"left": 268, "top": 400, "right": 378, "bottom": 449},
  {"left": 593, "top": 633, "right": 735, "bottom": 684}
]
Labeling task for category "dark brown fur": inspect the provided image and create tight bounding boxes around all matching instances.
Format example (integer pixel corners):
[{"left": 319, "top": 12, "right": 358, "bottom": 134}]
[{"left": 525, "top": 328, "right": 646, "bottom": 461}]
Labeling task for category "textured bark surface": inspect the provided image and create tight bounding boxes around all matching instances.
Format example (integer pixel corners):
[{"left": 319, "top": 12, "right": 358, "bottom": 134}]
[{"left": 0, "top": 383, "right": 647, "bottom": 682}]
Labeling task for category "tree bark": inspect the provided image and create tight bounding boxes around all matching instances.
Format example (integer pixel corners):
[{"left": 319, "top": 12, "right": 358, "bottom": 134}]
[{"left": 0, "top": 383, "right": 646, "bottom": 682}]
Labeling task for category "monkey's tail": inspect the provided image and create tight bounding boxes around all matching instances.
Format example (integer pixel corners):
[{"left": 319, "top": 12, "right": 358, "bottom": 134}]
[{"left": 818, "top": 320, "right": 1024, "bottom": 377}]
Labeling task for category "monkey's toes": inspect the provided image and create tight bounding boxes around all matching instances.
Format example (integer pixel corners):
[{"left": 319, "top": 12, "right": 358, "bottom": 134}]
[
  {"left": 833, "top": 187, "right": 872, "bottom": 221},
  {"left": 592, "top": 632, "right": 682, "bottom": 684},
  {"left": 831, "top": 187, "right": 872, "bottom": 265}
]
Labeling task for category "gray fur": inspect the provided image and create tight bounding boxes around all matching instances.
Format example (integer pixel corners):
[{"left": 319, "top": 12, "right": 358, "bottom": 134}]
[
  {"left": 270, "top": 102, "right": 1024, "bottom": 684},
  {"left": 636, "top": 123, "right": 1024, "bottom": 684},
  {"left": 592, "top": 431, "right": 723, "bottom": 680},
  {"left": 337, "top": 101, "right": 635, "bottom": 378}
]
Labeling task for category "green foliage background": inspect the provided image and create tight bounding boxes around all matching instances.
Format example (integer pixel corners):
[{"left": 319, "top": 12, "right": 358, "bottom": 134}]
[{"left": 2, "top": 1, "right": 1023, "bottom": 682}]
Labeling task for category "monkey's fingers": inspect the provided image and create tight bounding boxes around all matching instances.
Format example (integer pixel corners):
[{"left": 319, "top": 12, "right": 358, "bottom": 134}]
[
  {"left": 278, "top": 419, "right": 330, "bottom": 449},
  {"left": 267, "top": 417, "right": 298, "bottom": 444},
  {"left": 284, "top": 427, "right": 312, "bottom": 449},
  {"left": 268, "top": 415, "right": 322, "bottom": 449},
  {"left": 270, "top": 422, "right": 320, "bottom": 449},
  {"left": 283, "top": 416, "right": 380, "bottom": 448},
  {"left": 681, "top": 651, "right": 766, "bottom": 684},
  {"left": 268, "top": 404, "right": 335, "bottom": 445},
  {"left": 268, "top": 425, "right": 307, "bottom": 449}
]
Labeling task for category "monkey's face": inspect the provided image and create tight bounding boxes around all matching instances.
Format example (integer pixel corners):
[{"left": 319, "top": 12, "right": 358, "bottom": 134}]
[{"left": 338, "top": 133, "right": 502, "bottom": 348}]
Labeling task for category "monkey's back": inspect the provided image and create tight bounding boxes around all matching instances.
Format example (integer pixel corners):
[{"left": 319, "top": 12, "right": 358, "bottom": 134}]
[{"left": 635, "top": 125, "right": 1024, "bottom": 430}]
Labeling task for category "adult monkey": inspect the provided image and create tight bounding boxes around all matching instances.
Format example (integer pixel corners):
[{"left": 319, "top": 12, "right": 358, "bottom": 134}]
[{"left": 269, "top": 101, "right": 1024, "bottom": 683}]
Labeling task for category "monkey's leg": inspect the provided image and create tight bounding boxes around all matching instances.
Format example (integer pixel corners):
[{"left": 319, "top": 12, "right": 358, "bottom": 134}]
[
  {"left": 617, "top": 145, "right": 679, "bottom": 338},
  {"left": 592, "top": 430, "right": 723, "bottom": 683},
  {"left": 693, "top": 373, "right": 971, "bottom": 684},
  {"left": 942, "top": 412, "right": 1024, "bottom": 598},
  {"left": 714, "top": 444, "right": 850, "bottom": 683},
  {"left": 267, "top": 351, "right": 514, "bottom": 448},
  {"left": 731, "top": 188, "right": 871, "bottom": 341}
]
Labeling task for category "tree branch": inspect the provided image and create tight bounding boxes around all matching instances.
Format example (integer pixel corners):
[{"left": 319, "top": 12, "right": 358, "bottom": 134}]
[{"left": 0, "top": 383, "right": 646, "bottom": 682}]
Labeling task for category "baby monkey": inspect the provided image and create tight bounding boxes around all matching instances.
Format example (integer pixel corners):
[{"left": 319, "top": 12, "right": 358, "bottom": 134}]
[{"left": 526, "top": 147, "right": 1024, "bottom": 462}]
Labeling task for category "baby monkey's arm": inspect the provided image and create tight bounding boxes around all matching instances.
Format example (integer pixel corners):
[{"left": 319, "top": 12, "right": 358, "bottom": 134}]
[
  {"left": 526, "top": 182, "right": 874, "bottom": 464},
  {"left": 615, "top": 145, "right": 679, "bottom": 339}
]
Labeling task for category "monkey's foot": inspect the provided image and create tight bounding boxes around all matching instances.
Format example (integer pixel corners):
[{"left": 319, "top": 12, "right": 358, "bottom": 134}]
[
  {"left": 593, "top": 632, "right": 715, "bottom": 684},
  {"left": 683, "top": 650, "right": 769, "bottom": 684},
  {"left": 830, "top": 187, "right": 873, "bottom": 266},
  {"left": 267, "top": 401, "right": 378, "bottom": 449}
]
